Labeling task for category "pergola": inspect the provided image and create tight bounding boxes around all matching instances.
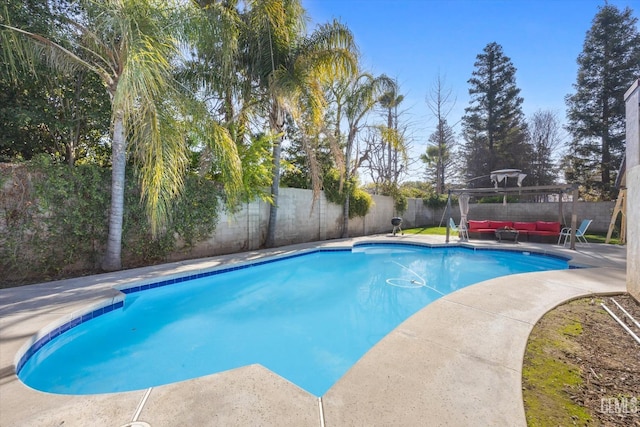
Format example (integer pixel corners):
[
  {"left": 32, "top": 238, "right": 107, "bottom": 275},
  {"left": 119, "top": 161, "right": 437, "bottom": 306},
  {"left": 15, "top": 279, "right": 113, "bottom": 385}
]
[{"left": 444, "top": 183, "right": 581, "bottom": 250}]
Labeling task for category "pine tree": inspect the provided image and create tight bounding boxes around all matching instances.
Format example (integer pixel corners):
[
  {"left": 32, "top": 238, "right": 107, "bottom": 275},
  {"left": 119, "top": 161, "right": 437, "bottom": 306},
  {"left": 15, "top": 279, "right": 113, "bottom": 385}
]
[
  {"left": 461, "top": 42, "right": 530, "bottom": 187},
  {"left": 421, "top": 119, "right": 456, "bottom": 194},
  {"left": 565, "top": 4, "right": 640, "bottom": 200}
]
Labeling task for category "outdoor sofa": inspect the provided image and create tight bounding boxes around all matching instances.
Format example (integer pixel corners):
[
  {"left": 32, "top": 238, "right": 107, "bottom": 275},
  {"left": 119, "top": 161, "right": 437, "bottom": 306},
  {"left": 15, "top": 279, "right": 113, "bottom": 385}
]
[{"left": 466, "top": 220, "right": 561, "bottom": 243}]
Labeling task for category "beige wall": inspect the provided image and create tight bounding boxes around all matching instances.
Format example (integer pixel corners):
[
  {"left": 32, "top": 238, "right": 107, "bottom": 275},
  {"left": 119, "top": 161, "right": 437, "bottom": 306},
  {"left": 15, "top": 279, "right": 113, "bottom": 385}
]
[
  {"left": 625, "top": 80, "right": 640, "bottom": 301},
  {"left": 173, "top": 189, "right": 401, "bottom": 260}
]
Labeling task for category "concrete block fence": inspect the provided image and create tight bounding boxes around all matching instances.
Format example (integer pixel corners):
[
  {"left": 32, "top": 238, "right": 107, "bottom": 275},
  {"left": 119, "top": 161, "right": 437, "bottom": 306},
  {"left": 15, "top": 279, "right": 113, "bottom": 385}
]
[
  {"left": 174, "top": 189, "right": 406, "bottom": 260},
  {"left": 179, "top": 189, "right": 457, "bottom": 261},
  {"left": 174, "top": 187, "right": 616, "bottom": 261}
]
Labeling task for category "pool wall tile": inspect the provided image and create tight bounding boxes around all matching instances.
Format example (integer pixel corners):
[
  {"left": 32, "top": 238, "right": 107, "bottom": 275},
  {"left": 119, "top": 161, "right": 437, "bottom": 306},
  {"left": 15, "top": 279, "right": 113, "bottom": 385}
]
[
  {"left": 118, "top": 249, "right": 322, "bottom": 295},
  {"left": 15, "top": 298, "right": 125, "bottom": 375}
]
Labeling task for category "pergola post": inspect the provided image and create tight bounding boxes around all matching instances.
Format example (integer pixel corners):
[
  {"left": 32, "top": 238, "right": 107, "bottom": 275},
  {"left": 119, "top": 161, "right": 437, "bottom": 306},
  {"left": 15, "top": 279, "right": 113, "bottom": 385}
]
[
  {"left": 558, "top": 191, "right": 563, "bottom": 224},
  {"left": 570, "top": 187, "right": 579, "bottom": 250},
  {"left": 445, "top": 189, "right": 452, "bottom": 243}
]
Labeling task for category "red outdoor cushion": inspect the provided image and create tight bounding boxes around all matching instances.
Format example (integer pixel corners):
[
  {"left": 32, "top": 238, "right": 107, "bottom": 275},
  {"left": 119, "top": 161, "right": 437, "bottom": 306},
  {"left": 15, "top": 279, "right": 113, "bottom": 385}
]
[
  {"left": 489, "top": 220, "right": 513, "bottom": 229},
  {"left": 468, "top": 220, "right": 490, "bottom": 231},
  {"left": 513, "top": 221, "right": 537, "bottom": 231},
  {"left": 535, "top": 221, "right": 560, "bottom": 233}
]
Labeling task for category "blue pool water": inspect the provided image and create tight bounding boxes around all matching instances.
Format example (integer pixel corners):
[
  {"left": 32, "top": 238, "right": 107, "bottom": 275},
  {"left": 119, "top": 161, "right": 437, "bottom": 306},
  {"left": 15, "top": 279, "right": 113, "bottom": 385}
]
[{"left": 18, "top": 244, "right": 569, "bottom": 396}]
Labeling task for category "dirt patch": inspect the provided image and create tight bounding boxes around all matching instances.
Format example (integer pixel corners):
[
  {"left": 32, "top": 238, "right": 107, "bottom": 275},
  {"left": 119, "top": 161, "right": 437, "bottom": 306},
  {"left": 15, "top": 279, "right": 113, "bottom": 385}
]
[{"left": 523, "top": 294, "right": 640, "bottom": 426}]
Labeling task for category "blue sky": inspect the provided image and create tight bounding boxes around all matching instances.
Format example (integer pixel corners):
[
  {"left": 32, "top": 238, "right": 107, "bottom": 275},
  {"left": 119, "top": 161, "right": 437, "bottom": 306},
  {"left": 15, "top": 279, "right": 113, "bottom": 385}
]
[{"left": 303, "top": 0, "right": 640, "bottom": 180}]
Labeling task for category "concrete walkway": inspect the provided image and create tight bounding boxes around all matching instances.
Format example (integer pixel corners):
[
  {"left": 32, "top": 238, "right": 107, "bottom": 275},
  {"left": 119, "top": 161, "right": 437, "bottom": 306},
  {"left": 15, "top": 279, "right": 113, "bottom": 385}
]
[{"left": 0, "top": 235, "right": 627, "bottom": 426}]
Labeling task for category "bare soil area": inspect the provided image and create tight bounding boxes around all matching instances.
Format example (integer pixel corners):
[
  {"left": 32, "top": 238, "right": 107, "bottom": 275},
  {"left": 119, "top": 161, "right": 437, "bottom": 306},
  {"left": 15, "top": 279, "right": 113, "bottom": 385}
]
[{"left": 523, "top": 294, "right": 640, "bottom": 426}]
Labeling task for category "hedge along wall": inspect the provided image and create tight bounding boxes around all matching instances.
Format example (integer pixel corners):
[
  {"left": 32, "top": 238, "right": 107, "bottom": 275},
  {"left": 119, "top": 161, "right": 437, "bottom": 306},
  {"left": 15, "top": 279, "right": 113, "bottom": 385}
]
[{"left": 0, "top": 161, "right": 224, "bottom": 284}]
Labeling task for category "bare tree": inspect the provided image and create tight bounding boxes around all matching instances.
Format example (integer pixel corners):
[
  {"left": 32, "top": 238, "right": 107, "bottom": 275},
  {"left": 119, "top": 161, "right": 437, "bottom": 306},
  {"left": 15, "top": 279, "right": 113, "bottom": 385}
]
[
  {"left": 362, "top": 124, "right": 411, "bottom": 194},
  {"left": 528, "top": 110, "right": 564, "bottom": 192},
  {"left": 362, "top": 130, "right": 385, "bottom": 190},
  {"left": 423, "top": 74, "right": 459, "bottom": 193}
]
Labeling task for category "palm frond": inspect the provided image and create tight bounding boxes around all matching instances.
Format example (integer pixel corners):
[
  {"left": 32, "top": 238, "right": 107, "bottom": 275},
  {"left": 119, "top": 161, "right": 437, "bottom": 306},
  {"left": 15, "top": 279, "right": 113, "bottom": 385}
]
[
  {"left": 376, "top": 125, "right": 406, "bottom": 155},
  {"left": 133, "top": 100, "right": 190, "bottom": 234},
  {"left": 0, "top": 21, "right": 111, "bottom": 84},
  {"left": 197, "top": 119, "right": 244, "bottom": 207}
]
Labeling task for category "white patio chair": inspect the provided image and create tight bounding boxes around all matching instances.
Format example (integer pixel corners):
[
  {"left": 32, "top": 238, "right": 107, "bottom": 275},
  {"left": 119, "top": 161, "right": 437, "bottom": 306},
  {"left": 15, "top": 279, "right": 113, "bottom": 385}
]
[
  {"left": 558, "top": 219, "right": 592, "bottom": 246},
  {"left": 449, "top": 218, "right": 469, "bottom": 241}
]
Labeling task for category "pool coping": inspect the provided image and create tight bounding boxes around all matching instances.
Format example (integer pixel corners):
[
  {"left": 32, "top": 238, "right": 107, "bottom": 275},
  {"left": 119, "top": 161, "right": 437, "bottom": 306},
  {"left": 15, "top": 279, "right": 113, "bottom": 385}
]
[{"left": 0, "top": 234, "right": 628, "bottom": 426}]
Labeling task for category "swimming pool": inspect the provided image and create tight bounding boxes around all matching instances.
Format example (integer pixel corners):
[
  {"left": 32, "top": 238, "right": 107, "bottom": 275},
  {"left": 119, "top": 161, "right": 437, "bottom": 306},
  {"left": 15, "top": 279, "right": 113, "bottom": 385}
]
[{"left": 16, "top": 244, "right": 569, "bottom": 396}]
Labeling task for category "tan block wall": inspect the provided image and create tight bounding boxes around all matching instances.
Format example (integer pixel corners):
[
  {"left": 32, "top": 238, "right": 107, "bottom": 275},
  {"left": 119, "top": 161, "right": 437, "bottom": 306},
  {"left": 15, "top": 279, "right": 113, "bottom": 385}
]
[
  {"left": 625, "top": 80, "right": 640, "bottom": 301},
  {"left": 181, "top": 189, "right": 402, "bottom": 259},
  {"left": 178, "top": 189, "right": 619, "bottom": 263},
  {"left": 627, "top": 166, "right": 640, "bottom": 300}
]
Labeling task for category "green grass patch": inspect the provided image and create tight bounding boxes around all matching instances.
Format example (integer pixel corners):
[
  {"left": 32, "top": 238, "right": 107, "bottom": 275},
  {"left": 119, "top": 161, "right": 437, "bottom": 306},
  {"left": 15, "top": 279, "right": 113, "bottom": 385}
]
[
  {"left": 561, "top": 321, "right": 583, "bottom": 337},
  {"left": 523, "top": 353, "right": 590, "bottom": 427},
  {"left": 584, "top": 233, "right": 620, "bottom": 244},
  {"left": 403, "top": 226, "right": 447, "bottom": 235},
  {"left": 523, "top": 303, "right": 591, "bottom": 426}
]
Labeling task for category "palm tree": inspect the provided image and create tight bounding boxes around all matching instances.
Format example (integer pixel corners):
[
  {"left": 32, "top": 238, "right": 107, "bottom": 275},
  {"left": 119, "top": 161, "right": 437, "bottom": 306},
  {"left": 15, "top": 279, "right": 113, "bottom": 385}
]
[
  {"left": 330, "top": 73, "right": 396, "bottom": 237},
  {"left": 241, "top": 0, "right": 357, "bottom": 247},
  {"left": 379, "top": 87, "right": 405, "bottom": 186},
  {"left": 1, "top": 0, "right": 242, "bottom": 270}
]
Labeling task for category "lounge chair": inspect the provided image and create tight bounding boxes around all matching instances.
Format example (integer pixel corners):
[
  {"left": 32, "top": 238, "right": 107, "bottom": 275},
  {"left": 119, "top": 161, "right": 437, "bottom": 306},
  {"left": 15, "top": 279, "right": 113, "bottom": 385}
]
[
  {"left": 558, "top": 219, "right": 592, "bottom": 246},
  {"left": 449, "top": 218, "right": 469, "bottom": 241}
]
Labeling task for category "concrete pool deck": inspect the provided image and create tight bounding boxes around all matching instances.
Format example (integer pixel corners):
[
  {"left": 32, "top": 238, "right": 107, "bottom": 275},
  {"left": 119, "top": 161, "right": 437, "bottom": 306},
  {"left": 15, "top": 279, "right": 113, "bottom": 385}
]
[{"left": 0, "top": 235, "right": 628, "bottom": 426}]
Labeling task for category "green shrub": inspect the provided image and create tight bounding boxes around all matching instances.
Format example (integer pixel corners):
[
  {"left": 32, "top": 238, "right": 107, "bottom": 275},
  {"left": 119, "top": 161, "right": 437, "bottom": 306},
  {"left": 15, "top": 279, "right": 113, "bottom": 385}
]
[
  {"left": 350, "top": 187, "right": 373, "bottom": 219},
  {"left": 423, "top": 193, "right": 449, "bottom": 209},
  {"left": 394, "top": 192, "right": 408, "bottom": 214},
  {"left": 477, "top": 195, "right": 518, "bottom": 204},
  {"left": 323, "top": 169, "right": 371, "bottom": 218},
  {"left": 322, "top": 168, "right": 345, "bottom": 205},
  {"left": 1, "top": 157, "right": 224, "bottom": 284},
  {"left": 30, "top": 155, "right": 110, "bottom": 276}
]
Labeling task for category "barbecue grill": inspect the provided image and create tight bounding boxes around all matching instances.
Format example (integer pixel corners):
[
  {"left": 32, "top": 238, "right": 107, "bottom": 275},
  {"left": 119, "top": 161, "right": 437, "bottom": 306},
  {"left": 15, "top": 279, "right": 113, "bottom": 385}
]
[{"left": 391, "top": 217, "right": 403, "bottom": 236}]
